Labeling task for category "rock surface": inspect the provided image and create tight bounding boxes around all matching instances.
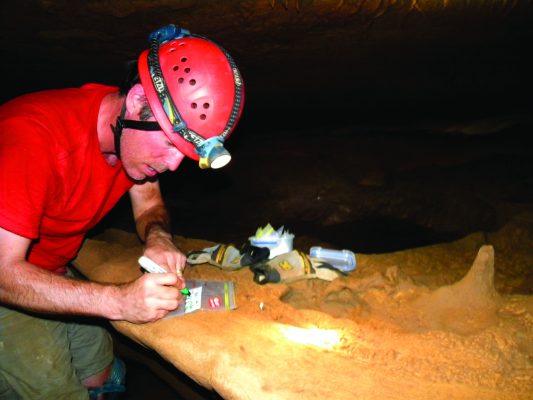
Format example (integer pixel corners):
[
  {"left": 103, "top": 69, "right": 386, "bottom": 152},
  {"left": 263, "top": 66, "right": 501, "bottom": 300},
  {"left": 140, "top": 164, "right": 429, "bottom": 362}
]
[{"left": 75, "top": 212, "right": 533, "bottom": 400}]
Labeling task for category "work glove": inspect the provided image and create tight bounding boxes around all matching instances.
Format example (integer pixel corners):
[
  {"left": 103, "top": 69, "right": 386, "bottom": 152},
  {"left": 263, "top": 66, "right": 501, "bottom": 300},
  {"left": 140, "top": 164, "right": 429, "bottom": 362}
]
[
  {"left": 187, "top": 242, "right": 270, "bottom": 271},
  {"left": 250, "top": 250, "right": 344, "bottom": 284}
]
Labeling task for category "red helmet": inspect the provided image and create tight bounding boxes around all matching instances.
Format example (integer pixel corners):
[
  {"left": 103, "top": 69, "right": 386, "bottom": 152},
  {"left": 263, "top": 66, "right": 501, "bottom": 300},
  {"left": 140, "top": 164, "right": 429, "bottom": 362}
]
[{"left": 137, "top": 25, "right": 244, "bottom": 168}]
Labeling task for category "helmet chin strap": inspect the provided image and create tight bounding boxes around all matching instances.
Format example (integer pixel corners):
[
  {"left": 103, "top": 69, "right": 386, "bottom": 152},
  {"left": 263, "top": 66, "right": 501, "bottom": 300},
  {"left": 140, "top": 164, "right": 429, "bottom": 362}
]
[
  {"left": 110, "top": 100, "right": 161, "bottom": 160},
  {"left": 110, "top": 101, "right": 127, "bottom": 160}
]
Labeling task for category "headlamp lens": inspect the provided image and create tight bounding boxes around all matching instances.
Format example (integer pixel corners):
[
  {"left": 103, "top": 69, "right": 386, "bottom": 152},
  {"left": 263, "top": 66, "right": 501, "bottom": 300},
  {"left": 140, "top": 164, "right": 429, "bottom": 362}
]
[{"left": 197, "top": 137, "right": 231, "bottom": 169}]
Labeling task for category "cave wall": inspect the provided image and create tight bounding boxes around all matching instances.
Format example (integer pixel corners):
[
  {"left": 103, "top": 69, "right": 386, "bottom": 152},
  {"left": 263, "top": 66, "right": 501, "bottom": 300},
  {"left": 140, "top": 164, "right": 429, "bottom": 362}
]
[
  {"left": 2, "top": 0, "right": 532, "bottom": 126},
  {"left": 2, "top": 0, "right": 533, "bottom": 249}
]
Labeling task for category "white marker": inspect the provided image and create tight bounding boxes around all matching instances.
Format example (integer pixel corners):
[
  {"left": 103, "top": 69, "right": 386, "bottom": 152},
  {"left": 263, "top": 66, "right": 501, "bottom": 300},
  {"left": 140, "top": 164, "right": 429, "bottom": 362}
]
[{"left": 138, "top": 256, "right": 167, "bottom": 273}]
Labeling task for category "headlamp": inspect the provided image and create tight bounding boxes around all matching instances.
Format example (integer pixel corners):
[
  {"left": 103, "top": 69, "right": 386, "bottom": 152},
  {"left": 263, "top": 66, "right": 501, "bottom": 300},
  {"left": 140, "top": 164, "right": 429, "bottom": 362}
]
[{"left": 196, "top": 137, "right": 231, "bottom": 169}]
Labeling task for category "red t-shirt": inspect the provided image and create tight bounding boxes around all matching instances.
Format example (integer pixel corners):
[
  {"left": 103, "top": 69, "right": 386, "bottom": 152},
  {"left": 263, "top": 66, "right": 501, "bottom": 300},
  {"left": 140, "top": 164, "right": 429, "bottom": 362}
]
[{"left": 0, "top": 84, "right": 134, "bottom": 272}]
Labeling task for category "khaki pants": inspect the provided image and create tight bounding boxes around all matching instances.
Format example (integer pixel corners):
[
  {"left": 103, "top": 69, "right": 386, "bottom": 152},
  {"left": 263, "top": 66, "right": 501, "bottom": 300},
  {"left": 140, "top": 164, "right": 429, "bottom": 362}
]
[{"left": 0, "top": 305, "right": 113, "bottom": 400}]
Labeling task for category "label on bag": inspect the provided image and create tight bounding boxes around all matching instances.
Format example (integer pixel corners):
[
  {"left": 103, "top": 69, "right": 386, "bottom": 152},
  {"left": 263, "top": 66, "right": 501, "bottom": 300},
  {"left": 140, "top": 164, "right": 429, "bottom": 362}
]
[{"left": 184, "top": 287, "right": 202, "bottom": 313}]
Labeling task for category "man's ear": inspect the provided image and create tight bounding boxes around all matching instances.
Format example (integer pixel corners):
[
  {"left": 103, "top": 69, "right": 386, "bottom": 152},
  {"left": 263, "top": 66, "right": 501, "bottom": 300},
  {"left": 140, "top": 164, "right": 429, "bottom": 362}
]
[{"left": 125, "top": 83, "right": 146, "bottom": 117}]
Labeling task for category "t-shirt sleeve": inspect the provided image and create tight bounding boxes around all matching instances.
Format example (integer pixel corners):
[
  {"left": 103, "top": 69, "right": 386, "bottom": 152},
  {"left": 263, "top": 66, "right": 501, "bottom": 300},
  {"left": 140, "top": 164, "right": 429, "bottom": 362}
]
[{"left": 0, "top": 116, "right": 53, "bottom": 239}]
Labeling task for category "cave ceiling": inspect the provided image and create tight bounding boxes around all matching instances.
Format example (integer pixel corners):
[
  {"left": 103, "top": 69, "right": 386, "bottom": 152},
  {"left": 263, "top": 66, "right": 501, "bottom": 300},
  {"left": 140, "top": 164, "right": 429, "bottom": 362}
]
[{"left": 2, "top": 0, "right": 533, "bottom": 126}]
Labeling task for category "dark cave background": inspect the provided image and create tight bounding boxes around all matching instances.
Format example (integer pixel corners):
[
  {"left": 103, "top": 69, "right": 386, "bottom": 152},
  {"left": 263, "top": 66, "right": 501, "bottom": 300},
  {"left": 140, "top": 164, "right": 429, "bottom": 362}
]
[
  {"left": 2, "top": 0, "right": 532, "bottom": 250},
  {"left": 2, "top": 2, "right": 533, "bottom": 399}
]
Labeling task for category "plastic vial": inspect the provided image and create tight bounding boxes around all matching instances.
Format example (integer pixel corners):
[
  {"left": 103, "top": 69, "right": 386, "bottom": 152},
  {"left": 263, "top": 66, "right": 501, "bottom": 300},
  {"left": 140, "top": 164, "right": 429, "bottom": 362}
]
[{"left": 309, "top": 247, "right": 356, "bottom": 273}]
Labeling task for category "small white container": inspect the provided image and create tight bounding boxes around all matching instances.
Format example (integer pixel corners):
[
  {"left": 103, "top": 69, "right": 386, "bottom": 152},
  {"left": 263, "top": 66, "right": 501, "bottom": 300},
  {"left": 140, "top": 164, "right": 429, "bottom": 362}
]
[
  {"left": 250, "top": 236, "right": 293, "bottom": 259},
  {"left": 309, "top": 246, "right": 356, "bottom": 273},
  {"left": 249, "top": 224, "right": 294, "bottom": 259}
]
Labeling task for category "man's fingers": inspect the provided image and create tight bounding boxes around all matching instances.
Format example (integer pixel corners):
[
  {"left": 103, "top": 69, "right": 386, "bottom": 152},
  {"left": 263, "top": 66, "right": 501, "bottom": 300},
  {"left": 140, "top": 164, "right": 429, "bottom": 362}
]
[
  {"left": 154, "top": 285, "right": 181, "bottom": 301},
  {"left": 148, "top": 271, "right": 179, "bottom": 286}
]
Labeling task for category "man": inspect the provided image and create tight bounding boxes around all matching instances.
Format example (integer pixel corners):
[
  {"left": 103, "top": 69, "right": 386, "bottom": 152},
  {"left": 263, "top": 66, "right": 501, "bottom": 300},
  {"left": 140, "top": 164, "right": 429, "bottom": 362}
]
[{"left": 0, "top": 24, "right": 244, "bottom": 399}]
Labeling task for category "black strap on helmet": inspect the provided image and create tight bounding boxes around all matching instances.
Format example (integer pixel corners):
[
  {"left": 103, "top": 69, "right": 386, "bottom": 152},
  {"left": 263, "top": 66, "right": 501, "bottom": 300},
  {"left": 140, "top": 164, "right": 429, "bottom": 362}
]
[
  {"left": 207, "top": 40, "right": 244, "bottom": 139},
  {"left": 110, "top": 102, "right": 161, "bottom": 160}
]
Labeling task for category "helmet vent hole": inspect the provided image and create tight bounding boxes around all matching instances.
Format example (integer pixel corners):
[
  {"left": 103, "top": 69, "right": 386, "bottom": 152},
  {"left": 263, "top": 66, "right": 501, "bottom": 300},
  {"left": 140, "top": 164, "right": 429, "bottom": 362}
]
[
  {"left": 189, "top": 79, "right": 196, "bottom": 86},
  {"left": 173, "top": 65, "right": 179, "bottom": 71},
  {"left": 184, "top": 67, "right": 191, "bottom": 73},
  {"left": 181, "top": 57, "right": 187, "bottom": 63},
  {"left": 178, "top": 77, "right": 184, "bottom": 84},
  {"left": 169, "top": 48, "right": 176, "bottom": 53},
  {"left": 200, "top": 114, "right": 207, "bottom": 120},
  {"left": 179, "top": 42, "right": 185, "bottom": 47},
  {"left": 203, "top": 103, "right": 210, "bottom": 109},
  {"left": 191, "top": 102, "right": 197, "bottom": 109}
]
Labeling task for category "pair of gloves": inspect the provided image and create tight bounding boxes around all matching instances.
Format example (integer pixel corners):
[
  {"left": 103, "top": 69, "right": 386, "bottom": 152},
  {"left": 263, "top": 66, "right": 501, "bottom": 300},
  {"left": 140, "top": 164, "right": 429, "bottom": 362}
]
[{"left": 187, "top": 243, "right": 343, "bottom": 284}]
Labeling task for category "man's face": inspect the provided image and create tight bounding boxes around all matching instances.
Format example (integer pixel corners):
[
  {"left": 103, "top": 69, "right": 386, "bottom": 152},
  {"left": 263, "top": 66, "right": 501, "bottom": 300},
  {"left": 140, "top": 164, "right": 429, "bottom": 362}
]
[{"left": 119, "top": 125, "right": 185, "bottom": 181}]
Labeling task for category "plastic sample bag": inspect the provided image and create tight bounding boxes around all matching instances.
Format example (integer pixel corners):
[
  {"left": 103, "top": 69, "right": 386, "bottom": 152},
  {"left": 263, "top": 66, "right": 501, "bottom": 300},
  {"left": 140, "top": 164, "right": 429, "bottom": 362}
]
[{"left": 166, "top": 280, "right": 237, "bottom": 318}]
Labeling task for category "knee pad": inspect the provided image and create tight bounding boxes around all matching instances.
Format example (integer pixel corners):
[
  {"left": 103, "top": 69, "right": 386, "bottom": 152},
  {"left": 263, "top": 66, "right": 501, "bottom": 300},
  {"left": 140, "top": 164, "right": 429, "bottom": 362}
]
[{"left": 88, "top": 357, "right": 126, "bottom": 399}]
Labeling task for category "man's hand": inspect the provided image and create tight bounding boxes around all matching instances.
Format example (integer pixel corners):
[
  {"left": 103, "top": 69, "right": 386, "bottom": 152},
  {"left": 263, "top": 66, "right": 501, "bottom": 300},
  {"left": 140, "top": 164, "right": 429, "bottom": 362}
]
[
  {"left": 116, "top": 272, "right": 183, "bottom": 323},
  {"left": 144, "top": 230, "right": 187, "bottom": 276}
]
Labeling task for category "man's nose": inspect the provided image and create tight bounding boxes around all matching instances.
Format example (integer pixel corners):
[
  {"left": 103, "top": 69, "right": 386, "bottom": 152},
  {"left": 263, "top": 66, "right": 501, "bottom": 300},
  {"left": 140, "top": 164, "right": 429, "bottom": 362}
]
[{"left": 166, "top": 149, "right": 185, "bottom": 171}]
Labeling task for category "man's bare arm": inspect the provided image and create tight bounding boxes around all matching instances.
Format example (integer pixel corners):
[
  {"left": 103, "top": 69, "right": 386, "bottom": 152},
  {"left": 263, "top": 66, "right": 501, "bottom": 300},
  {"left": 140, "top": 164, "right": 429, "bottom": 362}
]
[
  {"left": 129, "top": 180, "right": 186, "bottom": 274},
  {"left": 0, "top": 226, "right": 180, "bottom": 322}
]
